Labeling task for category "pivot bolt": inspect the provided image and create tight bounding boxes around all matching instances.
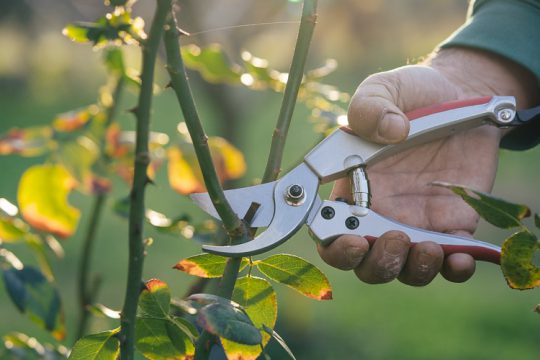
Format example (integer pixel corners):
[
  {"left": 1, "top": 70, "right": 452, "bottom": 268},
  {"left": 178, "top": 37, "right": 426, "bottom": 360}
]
[
  {"left": 321, "top": 206, "right": 335, "bottom": 220},
  {"left": 285, "top": 184, "right": 305, "bottom": 205},
  {"left": 497, "top": 109, "right": 514, "bottom": 123},
  {"left": 345, "top": 216, "right": 359, "bottom": 230}
]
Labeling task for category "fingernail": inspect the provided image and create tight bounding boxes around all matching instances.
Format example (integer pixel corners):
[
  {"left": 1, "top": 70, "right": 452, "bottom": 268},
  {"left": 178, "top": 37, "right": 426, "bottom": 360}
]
[
  {"left": 378, "top": 113, "right": 407, "bottom": 142},
  {"left": 345, "top": 246, "right": 365, "bottom": 268},
  {"left": 417, "top": 251, "right": 436, "bottom": 270}
]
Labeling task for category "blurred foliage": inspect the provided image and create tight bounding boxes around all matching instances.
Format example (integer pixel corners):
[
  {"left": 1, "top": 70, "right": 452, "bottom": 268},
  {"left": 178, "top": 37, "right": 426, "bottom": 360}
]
[{"left": 2, "top": 1, "right": 540, "bottom": 360}]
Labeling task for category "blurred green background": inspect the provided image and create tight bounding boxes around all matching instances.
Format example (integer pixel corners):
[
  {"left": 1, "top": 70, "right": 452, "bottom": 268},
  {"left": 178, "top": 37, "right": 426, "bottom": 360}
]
[{"left": 1, "top": 0, "right": 539, "bottom": 359}]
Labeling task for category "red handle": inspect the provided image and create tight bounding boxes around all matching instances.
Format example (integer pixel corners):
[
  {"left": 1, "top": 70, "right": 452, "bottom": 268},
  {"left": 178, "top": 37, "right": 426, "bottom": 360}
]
[
  {"left": 364, "top": 236, "right": 500, "bottom": 264},
  {"left": 405, "top": 96, "right": 493, "bottom": 120}
]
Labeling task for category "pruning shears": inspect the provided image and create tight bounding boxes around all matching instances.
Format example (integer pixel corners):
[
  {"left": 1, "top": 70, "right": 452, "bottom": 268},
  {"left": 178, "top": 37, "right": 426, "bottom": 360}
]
[{"left": 191, "top": 96, "right": 540, "bottom": 264}]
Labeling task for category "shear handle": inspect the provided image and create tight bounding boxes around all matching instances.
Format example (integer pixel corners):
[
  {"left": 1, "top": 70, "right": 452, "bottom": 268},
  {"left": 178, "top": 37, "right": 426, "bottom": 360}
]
[
  {"left": 304, "top": 96, "right": 517, "bottom": 183},
  {"left": 307, "top": 200, "right": 501, "bottom": 264}
]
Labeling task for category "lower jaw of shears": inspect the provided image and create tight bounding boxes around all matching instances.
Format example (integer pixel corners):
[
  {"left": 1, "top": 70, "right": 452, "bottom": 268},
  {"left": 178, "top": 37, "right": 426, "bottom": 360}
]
[{"left": 307, "top": 200, "right": 501, "bottom": 264}]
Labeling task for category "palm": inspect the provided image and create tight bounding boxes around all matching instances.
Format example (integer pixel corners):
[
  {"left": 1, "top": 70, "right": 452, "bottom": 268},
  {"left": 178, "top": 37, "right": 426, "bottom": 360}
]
[{"left": 367, "top": 125, "right": 500, "bottom": 236}]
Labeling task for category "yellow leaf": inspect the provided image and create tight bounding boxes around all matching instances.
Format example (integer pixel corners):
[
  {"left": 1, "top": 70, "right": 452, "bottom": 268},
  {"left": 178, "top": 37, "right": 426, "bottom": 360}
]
[
  {"left": 18, "top": 164, "right": 80, "bottom": 238},
  {"left": 208, "top": 137, "right": 246, "bottom": 180},
  {"left": 167, "top": 147, "right": 203, "bottom": 195}
]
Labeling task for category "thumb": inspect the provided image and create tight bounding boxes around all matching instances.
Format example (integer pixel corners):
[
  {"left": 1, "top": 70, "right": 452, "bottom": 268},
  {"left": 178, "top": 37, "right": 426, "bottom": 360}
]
[{"left": 347, "top": 65, "right": 460, "bottom": 144}]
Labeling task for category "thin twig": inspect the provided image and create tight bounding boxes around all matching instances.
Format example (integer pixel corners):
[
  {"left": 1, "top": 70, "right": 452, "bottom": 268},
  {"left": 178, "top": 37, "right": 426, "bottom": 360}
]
[
  {"left": 163, "top": 7, "right": 251, "bottom": 358},
  {"left": 262, "top": 0, "right": 318, "bottom": 183},
  {"left": 119, "top": 1, "right": 171, "bottom": 359},
  {"left": 76, "top": 75, "right": 125, "bottom": 341}
]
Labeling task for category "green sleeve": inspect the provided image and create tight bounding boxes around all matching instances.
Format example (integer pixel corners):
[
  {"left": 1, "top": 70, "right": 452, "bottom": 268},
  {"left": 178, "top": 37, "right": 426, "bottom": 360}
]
[{"left": 440, "top": 0, "right": 540, "bottom": 150}]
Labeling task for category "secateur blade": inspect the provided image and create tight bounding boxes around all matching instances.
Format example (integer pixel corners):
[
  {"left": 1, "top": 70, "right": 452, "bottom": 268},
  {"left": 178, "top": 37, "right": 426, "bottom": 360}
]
[
  {"left": 190, "top": 181, "right": 277, "bottom": 228},
  {"left": 202, "top": 163, "right": 320, "bottom": 257}
]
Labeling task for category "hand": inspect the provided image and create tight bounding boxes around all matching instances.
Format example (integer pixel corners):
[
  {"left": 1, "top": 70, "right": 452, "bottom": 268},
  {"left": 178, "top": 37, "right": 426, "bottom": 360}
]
[{"left": 317, "top": 48, "right": 539, "bottom": 286}]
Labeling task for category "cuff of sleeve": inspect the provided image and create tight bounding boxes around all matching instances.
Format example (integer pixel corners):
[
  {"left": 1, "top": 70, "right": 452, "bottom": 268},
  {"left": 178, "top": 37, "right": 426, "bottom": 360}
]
[
  {"left": 440, "top": 0, "right": 540, "bottom": 81},
  {"left": 440, "top": 0, "right": 540, "bottom": 151}
]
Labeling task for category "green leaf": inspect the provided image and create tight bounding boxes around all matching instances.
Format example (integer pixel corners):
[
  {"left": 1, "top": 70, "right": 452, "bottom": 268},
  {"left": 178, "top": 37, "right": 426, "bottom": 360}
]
[
  {"left": 431, "top": 182, "right": 527, "bottom": 229},
  {"left": 173, "top": 253, "right": 249, "bottom": 278},
  {"left": 535, "top": 213, "right": 540, "bottom": 230},
  {"left": 63, "top": 10, "right": 145, "bottom": 47},
  {"left": 256, "top": 254, "right": 332, "bottom": 300},
  {"left": 262, "top": 325, "right": 296, "bottom": 360},
  {"left": 135, "top": 279, "right": 196, "bottom": 358},
  {"left": 0, "top": 217, "right": 29, "bottom": 242},
  {"left": 2, "top": 266, "right": 65, "bottom": 340},
  {"left": 135, "top": 318, "right": 195, "bottom": 360},
  {"left": 18, "top": 164, "right": 80, "bottom": 238},
  {"left": 181, "top": 44, "right": 242, "bottom": 84},
  {"left": 138, "top": 279, "right": 170, "bottom": 319},
  {"left": 197, "top": 303, "right": 262, "bottom": 345},
  {"left": 222, "top": 277, "right": 277, "bottom": 360},
  {"left": 501, "top": 230, "right": 540, "bottom": 289},
  {"left": 69, "top": 328, "right": 120, "bottom": 360},
  {"left": 104, "top": 47, "right": 126, "bottom": 76}
]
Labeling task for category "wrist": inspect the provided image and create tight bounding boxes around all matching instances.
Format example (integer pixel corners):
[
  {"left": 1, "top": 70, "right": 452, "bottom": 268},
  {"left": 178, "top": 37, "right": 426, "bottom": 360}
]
[{"left": 426, "top": 47, "right": 539, "bottom": 109}]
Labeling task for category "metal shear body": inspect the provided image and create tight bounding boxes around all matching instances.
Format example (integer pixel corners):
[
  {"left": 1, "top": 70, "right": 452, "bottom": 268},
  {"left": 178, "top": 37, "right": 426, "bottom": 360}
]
[{"left": 191, "top": 96, "right": 539, "bottom": 264}]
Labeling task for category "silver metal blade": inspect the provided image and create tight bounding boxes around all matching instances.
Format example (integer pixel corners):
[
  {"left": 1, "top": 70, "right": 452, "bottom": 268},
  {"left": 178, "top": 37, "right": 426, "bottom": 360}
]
[
  {"left": 190, "top": 181, "right": 277, "bottom": 228},
  {"left": 203, "top": 163, "right": 320, "bottom": 257}
]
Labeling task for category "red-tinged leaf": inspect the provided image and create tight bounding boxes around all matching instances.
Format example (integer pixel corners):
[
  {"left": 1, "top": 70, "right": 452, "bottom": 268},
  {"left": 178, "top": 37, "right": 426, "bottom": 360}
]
[
  {"left": 136, "top": 280, "right": 196, "bottom": 359},
  {"left": 69, "top": 328, "right": 120, "bottom": 360},
  {"left": 18, "top": 164, "right": 80, "bottom": 238},
  {"left": 432, "top": 182, "right": 529, "bottom": 229},
  {"left": 52, "top": 108, "right": 93, "bottom": 133},
  {"left": 501, "top": 230, "right": 540, "bottom": 289},
  {"left": 138, "top": 279, "right": 170, "bottom": 319},
  {"left": 256, "top": 254, "right": 332, "bottom": 300},
  {"left": 197, "top": 303, "right": 261, "bottom": 345},
  {"left": 0, "top": 126, "right": 53, "bottom": 157},
  {"left": 106, "top": 127, "right": 167, "bottom": 184},
  {"left": 2, "top": 266, "right": 65, "bottom": 340},
  {"left": 174, "top": 253, "right": 249, "bottom": 278},
  {"left": 222, "top": 277, "right": 277, "bottom": 360}
]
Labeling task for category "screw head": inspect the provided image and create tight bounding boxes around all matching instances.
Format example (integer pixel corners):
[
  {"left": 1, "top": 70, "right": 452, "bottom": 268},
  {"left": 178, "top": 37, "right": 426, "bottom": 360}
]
[
  {"left": 497, "top": 109, "right": 514, "bottom": 123},
  {"left": 287, "top": 184, "right": 304, "bottom": 198},
  {"left": 321, "top": 206, "right": 335, "bottom": 220},
  {"left": 345, "top": 216, "right": 359, "bottom": 230},
  {"left": 285, "top": 184, "right": 305, "bottom": 206}
]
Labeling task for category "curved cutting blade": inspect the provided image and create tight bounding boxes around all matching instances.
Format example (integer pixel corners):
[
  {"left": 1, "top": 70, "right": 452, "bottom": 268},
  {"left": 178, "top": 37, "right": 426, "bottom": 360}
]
[
  {"left": 202, "top": 163, "right": 319, "bottom": 257},
  {"left": 190, "top": 181, "right": 277, "bottom": 228}
]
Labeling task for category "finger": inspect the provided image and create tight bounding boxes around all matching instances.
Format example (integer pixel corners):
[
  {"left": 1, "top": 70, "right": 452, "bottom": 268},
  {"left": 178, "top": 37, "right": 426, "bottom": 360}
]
[
  {"left": 317, "top": 235, "right": 370, "bottom": 271},
  {"left": 398, "top": 241, "right": 444, "bottom": 286},
  {"left": 441, "top": 253, "right": 476, "bottom": 283},
  {"left": 354, "top": 231, "right": 410, "bottom": 284},
  {"left": 348, "top": 71, "right": 409, "bottom": 144},
  {"left": 347, "top": 66, "right": 459, "bottom": 144}
]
